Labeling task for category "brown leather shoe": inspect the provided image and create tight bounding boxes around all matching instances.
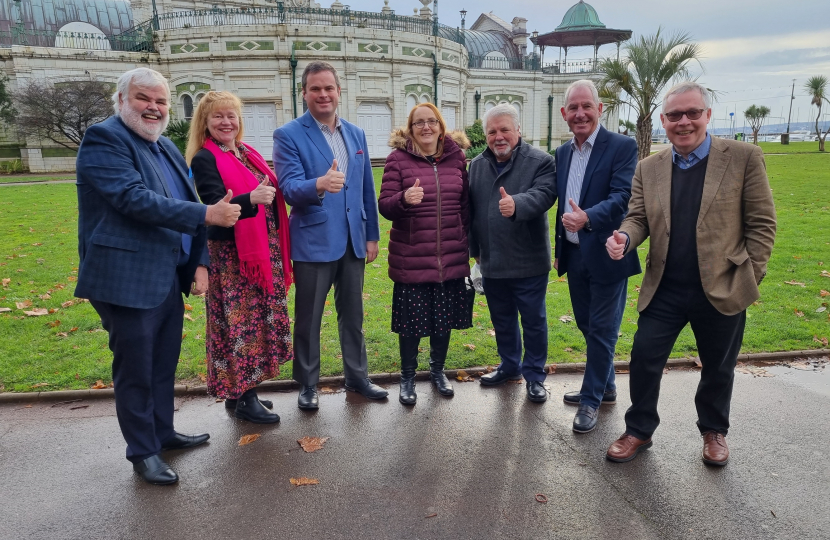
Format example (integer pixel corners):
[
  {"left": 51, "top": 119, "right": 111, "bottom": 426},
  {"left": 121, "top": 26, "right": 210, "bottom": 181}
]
[
  {"left": 702, "top": 431, "right": 729, "bottom": 466},
  {"left": 606, "top": 433, "right": 653, "bottom": 463}
]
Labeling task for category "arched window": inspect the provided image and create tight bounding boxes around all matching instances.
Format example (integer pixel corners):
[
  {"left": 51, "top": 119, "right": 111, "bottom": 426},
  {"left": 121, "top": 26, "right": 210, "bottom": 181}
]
[
  {"left": 195, "top": 93, "right": 205, "bottom": 105},
  {"left": 182, "top": 95, "right": 194, "bottom": 120},
  {"left": 483, "top": 51, "right": 508, "bottom": 69},
  {"left": 420, "top": 94, "right": 430, "bottom": 104},
  {"left": 406, "top": 94, "right": 417, "bottom": 112},
  {"left": 55, "top": 22, "right": 110, "bottom": 50}
]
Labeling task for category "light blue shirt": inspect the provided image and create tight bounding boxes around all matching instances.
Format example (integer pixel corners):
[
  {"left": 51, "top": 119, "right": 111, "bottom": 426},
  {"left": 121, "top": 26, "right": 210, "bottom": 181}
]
[
  {"left": 672, "top": 133, "right": 711, "bottom": 169},
  {"left": 565, "top": 124, "right": 601, "bottom": 244}
]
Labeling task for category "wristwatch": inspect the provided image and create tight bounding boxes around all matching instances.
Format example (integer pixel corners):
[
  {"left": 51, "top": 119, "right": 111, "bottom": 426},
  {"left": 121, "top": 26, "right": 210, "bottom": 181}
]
[{"left": 584, "top": 217, "right": 592, "bottom": 232}]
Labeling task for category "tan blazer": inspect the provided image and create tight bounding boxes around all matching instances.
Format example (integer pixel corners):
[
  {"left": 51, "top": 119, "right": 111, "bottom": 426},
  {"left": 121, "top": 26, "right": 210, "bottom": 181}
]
[{"left": 620, "top": 137, "right": 776, "bottom": 316}]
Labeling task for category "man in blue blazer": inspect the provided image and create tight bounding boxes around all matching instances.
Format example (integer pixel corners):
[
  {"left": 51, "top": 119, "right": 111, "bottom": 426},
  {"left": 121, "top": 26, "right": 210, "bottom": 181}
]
[
  {"left": 76, "top": 68, "right": 241, "bottom": 485},
  {"left": 273, "top": 61, "right": 386, "bottom": 409},
  {"left": 553, "top": 80, "right": 641, "bottom": 433}
]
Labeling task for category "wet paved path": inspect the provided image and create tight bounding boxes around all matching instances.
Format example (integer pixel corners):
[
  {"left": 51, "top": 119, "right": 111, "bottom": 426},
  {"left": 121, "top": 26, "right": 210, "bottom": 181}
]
[{"left": 1, "top": 367, "right": 828, "bottom": 540}]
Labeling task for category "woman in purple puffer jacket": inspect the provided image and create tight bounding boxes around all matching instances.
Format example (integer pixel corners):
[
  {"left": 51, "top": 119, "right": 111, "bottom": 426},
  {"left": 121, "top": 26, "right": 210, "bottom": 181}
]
[{"left": 379, "top": 103, "right": 472, "bottom": 406}]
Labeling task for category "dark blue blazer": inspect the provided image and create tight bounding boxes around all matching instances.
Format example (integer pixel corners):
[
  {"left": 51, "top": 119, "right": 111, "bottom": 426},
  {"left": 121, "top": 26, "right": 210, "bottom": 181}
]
[
  {"left": 75, "top": 116, "right": 209, "bottom": 309},
  {"left": 554, "top": 126, "right": 641, "bottom": 284},
  {"left": 273, "top": 110, "right": 380, "bottom": 263}
]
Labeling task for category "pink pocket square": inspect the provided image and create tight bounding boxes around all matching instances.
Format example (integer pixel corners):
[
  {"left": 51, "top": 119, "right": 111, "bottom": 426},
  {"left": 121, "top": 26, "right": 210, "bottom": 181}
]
[{"left": 356, "top": 150, "right": 364, "bottom": 154}]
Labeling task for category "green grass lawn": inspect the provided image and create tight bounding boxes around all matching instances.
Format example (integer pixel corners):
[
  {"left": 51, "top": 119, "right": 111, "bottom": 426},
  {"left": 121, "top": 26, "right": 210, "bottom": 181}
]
[
  {"left": 1, "top": 157, "right": 828, "bottom": 392},
  {"left": 0, "top": 174, "right": 75, "bottom": 184},
  {"left": 758, "top": 141, "right": 825, "bottom": 154}
]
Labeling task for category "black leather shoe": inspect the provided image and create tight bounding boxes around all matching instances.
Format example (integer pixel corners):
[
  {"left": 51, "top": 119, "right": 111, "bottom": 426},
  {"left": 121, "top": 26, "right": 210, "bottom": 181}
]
[
  {"left": 479, "top": 369, "right": 522, "bottom": 386},
  {"left": 160, "top": 432, "right": 210, "bottom": 451},
  {"left": 573, "top": 404, "right": 599, "bottom": 433},
  {"left": 345, "top": 377, "right": 389, "bottom": 400},
  {"left": 526, "top": 381, "right": 547, "bottom": 403},
  {"left": 235, "top": 395, "right": 280, "bottom": 424},
  {"left": 429, "top": 369, "right": 455, "bottom": 396},
  {"left": 225, "top": 398, "right": 273, "bottom": 410},
  {"left": 298, "top": 385, "right": 319, "bottom": 410},
  {"left": 399, "top": 376, "right": 416, "bottom": 405},
  {"left": 133, "top": 455, "right": 178, "bottom": 485},
  {"left": 563, "top": 390, "right": 617, "bottom": 405}
]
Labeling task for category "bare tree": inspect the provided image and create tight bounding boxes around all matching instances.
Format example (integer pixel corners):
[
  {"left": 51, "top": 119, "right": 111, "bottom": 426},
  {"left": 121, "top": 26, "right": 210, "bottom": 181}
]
[
  {"left": 14, "top": 78, "right": 113, "bottom": 149},
  {"left": 744, "top": 105, "right": 770, "bottom": 145}
]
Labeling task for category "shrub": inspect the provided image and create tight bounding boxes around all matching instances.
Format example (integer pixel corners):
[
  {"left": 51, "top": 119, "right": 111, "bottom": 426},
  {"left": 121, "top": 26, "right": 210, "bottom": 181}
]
[{"left": 0, "top": 158, "right": 23, "bottom": 173}]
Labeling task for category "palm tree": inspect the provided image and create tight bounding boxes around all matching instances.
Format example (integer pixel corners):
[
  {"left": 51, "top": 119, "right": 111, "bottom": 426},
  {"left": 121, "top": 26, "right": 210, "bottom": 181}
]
[
  {"left": 805, "top": 75, "right": 828, "bottom": 152},
  {"left": 744, "top": 105, "right": 771, "bottom": 145},
  {"left": 598, "top": 28, "right": 704, "bottom": 159}
]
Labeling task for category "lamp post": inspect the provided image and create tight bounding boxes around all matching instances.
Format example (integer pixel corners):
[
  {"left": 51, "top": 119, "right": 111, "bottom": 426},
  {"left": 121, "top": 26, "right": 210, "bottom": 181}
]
[
  {"left": 547, "top": 95, "right": 553, "bottom": 151},
  {"left": 151, "top": 0, "right": 159, "bottom": 31},
  {"left": 474, "top": 89, "right": 481, "bottom": 120},
  {"left": 460, "top": 8, "right": 466, "bottom": 29},
  {"left": 432, "top": 53, "right": 440, "bottom": 107},
  {"left": 531, "top": 30, "right": 539, "bottom": 70},
  {"left": 290, "top": 46, "right": 298, "bottom": 119}
]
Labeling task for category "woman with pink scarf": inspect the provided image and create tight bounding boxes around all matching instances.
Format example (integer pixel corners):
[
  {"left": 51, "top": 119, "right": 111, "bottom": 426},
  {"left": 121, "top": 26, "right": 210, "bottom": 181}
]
[{"left": 187, "top": 91, "right": 293, "bottom": 424}]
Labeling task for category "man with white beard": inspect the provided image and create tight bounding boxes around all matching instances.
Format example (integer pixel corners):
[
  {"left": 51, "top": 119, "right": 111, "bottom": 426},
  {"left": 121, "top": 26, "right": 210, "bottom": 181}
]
[{"left": 75, "top": 68, "right": 242, "bottom": 485}]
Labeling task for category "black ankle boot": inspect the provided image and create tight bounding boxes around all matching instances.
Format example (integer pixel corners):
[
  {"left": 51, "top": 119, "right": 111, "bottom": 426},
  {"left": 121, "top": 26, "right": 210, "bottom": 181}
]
[
  {"left": 429, "top": 333, "right": 454, "bottom": 396},
  {"left": 235, "top": 389, "right": 280, "bottom": 424},
  {"left": 399, "top": 335, "right": 420, "bottom": 405}
]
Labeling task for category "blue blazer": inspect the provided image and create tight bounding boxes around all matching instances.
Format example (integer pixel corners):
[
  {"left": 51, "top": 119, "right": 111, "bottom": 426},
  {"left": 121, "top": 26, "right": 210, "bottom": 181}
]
[
  {"left": 273, "top": 110, "right": 380, "bottom": 263},
  {"left": 75, "top": 116, "right": 209, "bottom": 309},
  {"left": 554, "top": 126, "right": 641, "bottom": 284}
]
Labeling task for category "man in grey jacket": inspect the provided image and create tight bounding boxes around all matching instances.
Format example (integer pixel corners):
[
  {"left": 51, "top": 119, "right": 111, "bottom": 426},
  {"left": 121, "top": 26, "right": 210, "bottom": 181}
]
[{"left": 469, "top": 104, "right": 557, "bottom": 402}]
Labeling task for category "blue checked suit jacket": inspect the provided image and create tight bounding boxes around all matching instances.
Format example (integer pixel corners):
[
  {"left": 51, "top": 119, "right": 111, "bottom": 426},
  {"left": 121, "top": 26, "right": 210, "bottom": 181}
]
[
  {"left": 75, "top": 116, "right": 209, "bottom": 309},
  {"left": 553, "top": 126, "right": 642, "bottom": 284},
  {"left": 272, "top": 110, "right": 380, "bottom": 263}
]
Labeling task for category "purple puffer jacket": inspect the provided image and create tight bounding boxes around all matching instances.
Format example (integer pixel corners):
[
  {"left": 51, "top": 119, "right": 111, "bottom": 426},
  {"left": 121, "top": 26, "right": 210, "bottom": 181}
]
[{"left": 379, "top": 129, "right": 472, "bottom": 284}]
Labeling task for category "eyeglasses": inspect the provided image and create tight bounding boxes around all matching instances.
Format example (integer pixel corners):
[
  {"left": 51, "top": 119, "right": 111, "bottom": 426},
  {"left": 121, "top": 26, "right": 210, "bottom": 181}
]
[
  {"left": 664, "top": 109, "right": 705, "bottom": 122},
  {"left": 412, "top": 119, "right": 439, "bottom": 129}
]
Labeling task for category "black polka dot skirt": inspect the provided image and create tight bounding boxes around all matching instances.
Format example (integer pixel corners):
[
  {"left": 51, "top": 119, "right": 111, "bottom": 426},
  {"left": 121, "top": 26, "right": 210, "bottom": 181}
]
[{"left": 391, "top": 278, "right": 473, "bottom": 337}]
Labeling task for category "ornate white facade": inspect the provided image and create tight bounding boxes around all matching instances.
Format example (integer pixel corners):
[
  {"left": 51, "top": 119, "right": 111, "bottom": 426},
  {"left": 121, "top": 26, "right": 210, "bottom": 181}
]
[{"left": 0, "top": 0, "right": 619, "bottom": 171}]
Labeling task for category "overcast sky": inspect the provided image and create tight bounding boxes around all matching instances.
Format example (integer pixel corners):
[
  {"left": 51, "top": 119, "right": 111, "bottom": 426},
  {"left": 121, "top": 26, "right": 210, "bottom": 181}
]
[{"left": 344, "top": 0, "right": 830, "bottom": 131}]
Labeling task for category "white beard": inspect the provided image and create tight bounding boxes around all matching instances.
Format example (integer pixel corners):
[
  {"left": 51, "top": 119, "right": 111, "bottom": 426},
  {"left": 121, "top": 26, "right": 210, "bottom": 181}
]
[{"left": 120, "top": 102, "right": 169, "bottom": 142}]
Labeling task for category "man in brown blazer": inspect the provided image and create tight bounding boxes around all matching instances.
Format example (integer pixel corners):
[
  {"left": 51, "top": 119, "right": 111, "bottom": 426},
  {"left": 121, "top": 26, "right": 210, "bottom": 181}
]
[{"left": 604, "top": 81, "right": 776, "bottom": 466}]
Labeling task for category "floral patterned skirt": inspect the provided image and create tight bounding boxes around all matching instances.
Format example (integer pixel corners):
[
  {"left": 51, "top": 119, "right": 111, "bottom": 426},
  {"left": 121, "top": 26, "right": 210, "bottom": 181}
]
[
  {"left": 205, "top": 205, "right": 293, "bottom": 399},
  {"left": 391, "top": 278, "right": 473, "bottom": 337}
]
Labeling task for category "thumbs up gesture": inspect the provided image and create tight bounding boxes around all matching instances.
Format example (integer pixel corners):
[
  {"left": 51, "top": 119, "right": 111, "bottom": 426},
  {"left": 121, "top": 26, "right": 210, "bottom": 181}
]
[
  {"left": 605, "top": 229, "right": 628, "bottom": 260},
  {"left": 316, "top": 159, "right": 346, "bottom": 195},
  {"left": 205, "top": 189, "right": 242, "bottom": 227},
  {"left": 250, "top": 176, "right": 277, "bottom": 206},
  {"left": 562, "top": 198, "right": 588, "bottom": 232},
  {"left": 404, "top": 178, "right": 424, "bottom": 205},
  {"left": 498, "top": 186, "right": 515, "bottom": 217}
]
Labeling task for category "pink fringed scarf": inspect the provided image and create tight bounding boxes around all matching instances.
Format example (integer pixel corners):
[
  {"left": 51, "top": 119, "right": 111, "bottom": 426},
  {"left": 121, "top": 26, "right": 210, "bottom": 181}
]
[{"left": 204, "top": 139, "right": 293, "bottom": 293}]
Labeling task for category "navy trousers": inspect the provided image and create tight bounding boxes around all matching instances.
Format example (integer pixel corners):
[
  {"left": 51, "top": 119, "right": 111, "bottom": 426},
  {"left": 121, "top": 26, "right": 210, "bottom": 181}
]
[
  {"left": 482, "top": 273, "right": 549, "bottom": 383},
  {"left": 563, "top": 242, "right": 628, "bottom": 408},
  {"left": 624, "top": 282, "right": 746, "bottom": 440},
  {"left": 91, "top": 279, "right": 184, "bottom": 463}
]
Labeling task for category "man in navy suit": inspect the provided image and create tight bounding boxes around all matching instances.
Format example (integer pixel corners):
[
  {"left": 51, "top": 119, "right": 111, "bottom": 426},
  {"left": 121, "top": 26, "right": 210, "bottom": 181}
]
[
  {"left": 75, "top": 68, "right": 241, "bottom": 485},
  {"left": 273, "top": 61, "right": 386, "bottom": 409},
  {"left": 553, "top": 80, "right": 641, "bottom": 433}
]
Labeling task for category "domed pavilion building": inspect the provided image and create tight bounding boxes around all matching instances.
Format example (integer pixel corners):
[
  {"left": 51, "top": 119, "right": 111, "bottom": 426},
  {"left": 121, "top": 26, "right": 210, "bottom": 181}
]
[{"left": 0, "top": 0, "right": 629, "bottom": 172}]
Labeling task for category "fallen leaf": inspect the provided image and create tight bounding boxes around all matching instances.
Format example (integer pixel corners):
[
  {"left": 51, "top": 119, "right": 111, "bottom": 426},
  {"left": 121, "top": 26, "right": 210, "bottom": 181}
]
[
  {"left": 784, "top": 280, "right": 805, "bottom": 287},
  {"left": 61, "top": 300, "right": 74, "bottom": 308},
  {"left": 771, "top": 510, "right": 777, "bottom": 518},
  {"left": 487, "top": 329, "right": 496, "bottom": 336},
  {"left": 564, "top": 347, "right": 573, "bottom": 352},
  {"left": 47, "top": 320, "right": 60, "bottom": 327},
  {"left": 463, "top": 343, "right": 476, "bottom": 351},
  {"left": 425, "top": 513, "right": 438, "bottom": 518},
  {"left": 297, "top": 436, "right": 330, "bottom": 453},
  {"left": 91, "top": 380, "right": 107, "bottom": 389},
  {"left": 15, "top": 300, "right": 32, "bottom": 309},
  {"left": 0, "top": 307, "right": 11, "bottom": 313},
  {"left": 238, "top": 434, "right": 261, "bottom": 446},
  {"left": 30, "top": 382, "right": 50, "bottom": 388},
  {"left": 546, "top": 365, "right": 557, "bottom": 374},
  {"left": 694, "top": 358, "right": 703, "bottom": 368},
  {"left": 535, "top": 493, "right": 548, "bottom": 504},
  {"left": 814, "top": 336, "right": 829, "bottom": 347},
  {"left": 324, "top": 310, "right": 333, "bottom": 316},
  {"left": 184, "top": 304, "right": 193, "bottom": 311},
  {"left": 40, "top": 293, "right": 51, "bottom": 300},
  {"left": 817, "top": 307, "right": 827, "bottom": 313},
  {"left": 559, "top": 315, "right": 574, "bottom": 323},
  {"left": 23, "top": 308, "right": 49, "bottom": 316},
  {"left": 821, "top": 270, "right": 830, "bottom": 278},
  {"left": 56, "top": 332, "right": 68, "bottom": 337},
  {"left": 456, "top": 369, "right": 474, "bottom": 382},
  {"left": 66, "top": 276, "right": 77, "bottom": 282},
  {"left": 1, "top": 278, "right": 9, "bottom": 287},
  {"left": 794, "top": 309, "right": 804, "bottom": 317},
  {"left": 184, "top": 314, "right": 194, "bottom": 321},
  {"left": 48, "top": 308, "right": 58, "bottom": 314},
  {"left": 556, "top": 276, "right": 567, "bottom": 282},
  {"left": 69, "top": 327, "right": 78, "bottom": 332},
  {"left": 820, "top": 290, "right": 829, "bottom": 297},
  {"left": 319, "top": 386, "right": 337, "bottom": 394},
  {"left": 198, "top": 373, "right": 206, "bottom": 382},
  {"left": 289, "top": 477, "right": 319, "bottom": 486},
  {"left": 634, "top": 285, "right": 641, "bottom": 292}
]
